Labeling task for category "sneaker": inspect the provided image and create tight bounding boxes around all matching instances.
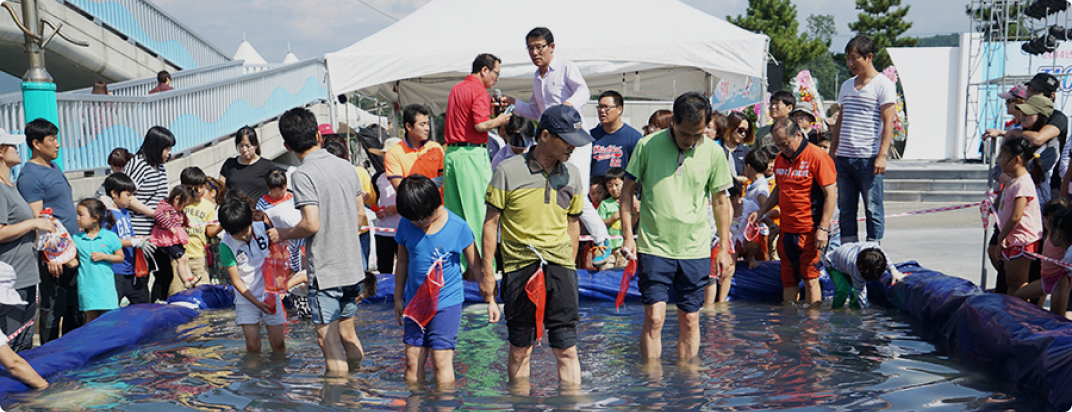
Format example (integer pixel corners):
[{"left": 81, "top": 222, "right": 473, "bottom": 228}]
[{"left": 592, "top": 240, "right": 612, "bottom": 268}]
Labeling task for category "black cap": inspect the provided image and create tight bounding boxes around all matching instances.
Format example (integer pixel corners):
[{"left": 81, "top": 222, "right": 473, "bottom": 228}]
[
  {"left": 538, "top": 105, "right": 594, "bottom": 147},
  {"left": 1027, "top": 72, "right": 1059, "bottom": 94}
]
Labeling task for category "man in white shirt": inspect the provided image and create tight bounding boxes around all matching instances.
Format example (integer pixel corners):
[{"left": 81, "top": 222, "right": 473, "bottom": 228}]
[
  {"left": 830, "top": 34, "right": 897, "bottom": 244},
  {"left": 502, "top": 27, "right": 611, "bottom": 265}
]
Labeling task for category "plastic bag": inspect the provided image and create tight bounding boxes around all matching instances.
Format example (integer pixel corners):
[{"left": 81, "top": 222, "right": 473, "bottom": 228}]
[
  {"left": 261, "top": 243, "right": 290, "bottom": 315},
  {"left": 403, "top": 257, "right": 444, "bottom": 329},
  {"left": 135, "top": 249, "right": 149, "bottom": 277},
  {"left": 33, "top": 208, "right": 76, "bottom": 264},
  {"left": 615, "top": 258, "right": 638, "bottom": 311}
]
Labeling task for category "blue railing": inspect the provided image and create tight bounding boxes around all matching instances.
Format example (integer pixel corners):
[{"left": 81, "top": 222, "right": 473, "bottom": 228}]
[
  {"left": 61, "top": 0, "right": 229, "bottom": 69},
  {"left": 0, "top": 59, "right": 328, "bottom": 172}
]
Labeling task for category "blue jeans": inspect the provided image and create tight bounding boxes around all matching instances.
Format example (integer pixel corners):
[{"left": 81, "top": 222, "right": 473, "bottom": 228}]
[
  {"left": 360, "top": 231, "right": 371, "bottom": 272},
  {"left": 836, "top": 156, "right": 884, "bottom": 243}
]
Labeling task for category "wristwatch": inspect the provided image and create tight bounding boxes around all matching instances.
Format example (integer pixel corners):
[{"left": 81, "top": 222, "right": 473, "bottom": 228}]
[{"left": 816, "top": 227, "right": 830, "bottom": 233}]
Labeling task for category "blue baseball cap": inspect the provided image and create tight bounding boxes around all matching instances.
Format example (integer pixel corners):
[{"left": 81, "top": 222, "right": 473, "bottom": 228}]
[{"left": 538, "top": 105, "right": 594, "bottom": 147}]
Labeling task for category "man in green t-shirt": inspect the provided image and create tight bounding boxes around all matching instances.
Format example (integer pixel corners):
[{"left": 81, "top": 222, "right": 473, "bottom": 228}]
[{"left": 621, "top": 92, "right": 734, "bottom": 365}]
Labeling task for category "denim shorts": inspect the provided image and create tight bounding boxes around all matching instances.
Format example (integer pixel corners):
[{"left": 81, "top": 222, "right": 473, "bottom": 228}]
[
  {"left": 403, "top": 304, "right": 462, "bottom": 350},
  {"left": 637, "top": 254, "right": 709, "bottom": 313},
  {"left": 308, "top": 278, "right": 363, "bottom": 324}
]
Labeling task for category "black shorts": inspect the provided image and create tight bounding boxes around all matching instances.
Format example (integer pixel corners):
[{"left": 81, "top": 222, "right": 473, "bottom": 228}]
[
  {"left": 159, "top": 245, "right": 186, "bottom": 260},
  {"left": 501, "top": 262, "right": 579, "bottom": 349}
]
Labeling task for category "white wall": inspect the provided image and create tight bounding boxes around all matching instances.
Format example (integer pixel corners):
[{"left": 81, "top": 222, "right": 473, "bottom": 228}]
[{"left": 889, "top": 46, "right": 966, "bottom": 160}]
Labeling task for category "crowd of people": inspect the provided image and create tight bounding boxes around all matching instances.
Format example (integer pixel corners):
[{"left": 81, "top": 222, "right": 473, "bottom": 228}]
[{"left": 2, "top": 27, "right": 1068, "bottom": 394}]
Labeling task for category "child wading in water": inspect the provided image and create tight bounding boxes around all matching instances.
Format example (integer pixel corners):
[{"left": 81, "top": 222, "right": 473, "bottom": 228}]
[
  {"left": 219, "top": 198, "right": 287, "bottom": 353},
  {"left": 996, "top": 137, "right": 1044, "bottom": 296},
  {"left": 71, "top": 198, "right": 124, "bottom": 322},
  {"left": 152, "top": 186, "right": 196, "bottom": 290},
  {"left": 393, "top": 175, "right": 498, "bottom": 387}
]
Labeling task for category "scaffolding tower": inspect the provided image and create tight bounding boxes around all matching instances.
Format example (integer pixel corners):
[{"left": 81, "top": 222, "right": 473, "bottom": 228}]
[{"left": 965, "top": 0, "right": 1071, "bottom": 163}]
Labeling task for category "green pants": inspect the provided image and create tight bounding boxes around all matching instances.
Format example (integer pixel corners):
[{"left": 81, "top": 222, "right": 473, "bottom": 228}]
[
  {"left": 443, "top": 145, "right": 492, "bottom": 270},
  {"left": 828, "top": 268, "right": 860, "bottom": 310}
]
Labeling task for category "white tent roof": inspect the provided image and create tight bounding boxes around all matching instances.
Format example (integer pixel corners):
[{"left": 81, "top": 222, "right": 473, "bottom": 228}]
[
  {"left": 233, "top": 40, "right": 268, "bottom": 65},
  {"left": 282, "top": 52, "right": 299, "bottom": 64},
  {"left": 325, "top": 0, "right": 768, "bottom": 112}
]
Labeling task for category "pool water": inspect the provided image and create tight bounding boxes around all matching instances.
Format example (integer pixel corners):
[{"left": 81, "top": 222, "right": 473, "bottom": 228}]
[{"left": 2, "top": 301, "right": 1041, "bottom": 411}]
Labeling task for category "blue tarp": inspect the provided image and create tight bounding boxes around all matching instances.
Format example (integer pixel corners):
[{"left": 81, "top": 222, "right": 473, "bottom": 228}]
[
  {"left": 0, "top": 304, "right": 198, "bottom": 397},
  {"left": 876, "top": 261, "right": 1072, "bottom": 411},
  {"left": 167, "top": 284, "right": 236, "bottom": 309}
]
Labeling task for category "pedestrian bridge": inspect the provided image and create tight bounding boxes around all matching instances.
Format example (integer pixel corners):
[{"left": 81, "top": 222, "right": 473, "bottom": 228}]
[
  {"left": 0, "top": 0, "right": 333, "bottom": 198},
  {"left": 0, "top": 0, "right": 229, "bottom": 89}
]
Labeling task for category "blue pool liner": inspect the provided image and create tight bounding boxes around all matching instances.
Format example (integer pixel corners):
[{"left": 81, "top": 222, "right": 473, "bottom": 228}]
[
  {"left": 6, "top": 260, "right": 1072, "bottom": 410},
  {"left": 167, "top": 284, "right": 236, "bottom": 309},
  {"left": 875, "top": 261, "right": 1072, "bottom": 411},
  {"left": 0, "top": 304, "right": 199, "bottom": 397}
]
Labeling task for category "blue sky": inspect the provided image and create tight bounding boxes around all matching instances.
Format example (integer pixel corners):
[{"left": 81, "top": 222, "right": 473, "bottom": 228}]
[{"left": 0, "top": 0, "right": 965, "bottom": 93}]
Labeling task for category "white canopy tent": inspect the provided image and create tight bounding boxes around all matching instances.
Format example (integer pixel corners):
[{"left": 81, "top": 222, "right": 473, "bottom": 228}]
[{"left": 325, "top": 0, "right": 769, "bottom": 114}]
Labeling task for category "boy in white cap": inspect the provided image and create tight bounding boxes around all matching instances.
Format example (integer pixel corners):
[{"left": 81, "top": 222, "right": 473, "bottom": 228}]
[{"left": 0, "top": 261, "right": 48, "bottom": 389}]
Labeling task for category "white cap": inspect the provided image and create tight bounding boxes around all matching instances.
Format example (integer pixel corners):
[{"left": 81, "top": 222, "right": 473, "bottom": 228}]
[
  {"left": 0, "top": 128, "right": 23, "bottom": 147},
  {"left": 0, "top": 262, "right": 27, "bottom": 306}
]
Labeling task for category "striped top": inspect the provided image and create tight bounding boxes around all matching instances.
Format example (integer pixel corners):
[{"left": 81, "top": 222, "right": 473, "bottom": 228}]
[
  {"left": 124, "top": 154, "right": 169, "bottom": 237},
  {"left": 836, "top": 75, "right": 897, "bottom": 158},
  {"left": 823, "top": 241, "right": 895, "bottom": 309}
]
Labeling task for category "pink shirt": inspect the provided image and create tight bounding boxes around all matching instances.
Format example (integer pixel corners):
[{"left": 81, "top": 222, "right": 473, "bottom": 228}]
[
  {"left": 1041, "top": 237, "right": 1064, "bottom": 280},
  {"left": 998, "top": 174, "right": 1042, "bottom": 247}
]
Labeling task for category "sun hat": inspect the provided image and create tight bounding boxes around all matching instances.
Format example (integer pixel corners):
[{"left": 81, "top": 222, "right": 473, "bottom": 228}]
[
  {"left": 1017, "top": 95, "right": 1055, "bottom": 117},
  {"left": 0, "top": 128, "right": 23, "bottom": 147}
]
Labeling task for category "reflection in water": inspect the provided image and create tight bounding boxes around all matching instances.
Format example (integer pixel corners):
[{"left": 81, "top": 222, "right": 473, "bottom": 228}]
[{"left": 2, "top": 301, "right": 1042, "bottom": 411}]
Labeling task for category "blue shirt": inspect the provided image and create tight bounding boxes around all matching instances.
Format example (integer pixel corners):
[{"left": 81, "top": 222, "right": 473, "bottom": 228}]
[
  {"left": 16, "top": 161, "right": 78, "bottom": 234},
  {"left": 106, "top": 208, "right": 135, "bottom": 276},
  {"left": 395, "top": 210, "right": 474, "bottom": 308},
  {"left": 590, "top": 123, "right": 642, "bottom": 177}
]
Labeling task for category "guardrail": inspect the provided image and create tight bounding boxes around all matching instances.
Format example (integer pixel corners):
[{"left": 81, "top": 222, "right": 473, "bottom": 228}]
[
  {"left": 68, "top": 60, "right": 247, "bottom": 96},
  {"left": 62, "top": 0, "right": 230, "bottom": 69},
  {"left": 0, "top": 58, "right": 328, "bottom": 172}
]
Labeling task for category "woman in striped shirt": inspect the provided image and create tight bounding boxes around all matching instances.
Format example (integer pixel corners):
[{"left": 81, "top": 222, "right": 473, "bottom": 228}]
[{"left": 123, "top": 126, "right": 175, "bottom": 302}]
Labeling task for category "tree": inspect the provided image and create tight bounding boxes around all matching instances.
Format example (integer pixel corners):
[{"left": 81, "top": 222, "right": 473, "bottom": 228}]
[
  {"left": 916, "top": 34, "right": 960, "bottom": 48},
  {"left": 807, "top": 14, "right": 837, "bottom": 46},
  {"left": 728, "top": 0, "right": 827, "bottom": 88},
  {"left": 848, "top": 0, "right": 919, "bottom": 70},
  {"left": 806, "top": 52, "right": 851, "bottom": 101}
]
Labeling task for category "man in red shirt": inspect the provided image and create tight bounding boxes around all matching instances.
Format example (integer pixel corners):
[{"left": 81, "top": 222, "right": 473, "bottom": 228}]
[
  {"left": 443, "top": 53, "right": 513, "bottom": 262},
  {"left": 750, "top": 118, "right": 836, "bottom": 307}
]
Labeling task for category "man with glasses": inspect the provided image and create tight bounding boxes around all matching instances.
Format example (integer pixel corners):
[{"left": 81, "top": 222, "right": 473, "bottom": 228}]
[
  {"left": 443, "top": 53, "right": 513, "bottom": 268},
  {"left": 750, "top": 118, "right": 836, "bottom": 307},
  {"left": 501, "top": 27, "right": 611, "bottom": 266},
  {"left": 620, "top": 92, "right": 734, "bottom": 365},
  {"left": 591, "top": 91, "right": 643, "bottom": 180},
  {"left": 483, "top": 104, "right": 593, "bottom": 390}
]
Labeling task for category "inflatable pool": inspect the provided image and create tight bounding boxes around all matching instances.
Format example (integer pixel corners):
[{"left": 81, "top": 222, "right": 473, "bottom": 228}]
[{"left": 2, "top": 261, "right": 1070, "bottom": 410}]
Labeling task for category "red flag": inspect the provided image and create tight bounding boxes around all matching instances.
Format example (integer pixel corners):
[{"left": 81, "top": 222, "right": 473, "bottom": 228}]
[
  {"left": 525, "top": 265, "right": 547, "bottom": 344},
  {"left": 615, "top": 258, "right": 638, "bottom": 311},
  {"left": 404, "top": 258, "right": 445, "bottom": 330}
]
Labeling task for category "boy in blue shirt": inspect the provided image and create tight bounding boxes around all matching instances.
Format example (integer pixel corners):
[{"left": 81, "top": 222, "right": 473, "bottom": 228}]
[
  {"left": 393, "top": 175, "right": 498, "bottom": 387},
  {"left": 102, "top": 173, "right": 155, "bottom": 305}
]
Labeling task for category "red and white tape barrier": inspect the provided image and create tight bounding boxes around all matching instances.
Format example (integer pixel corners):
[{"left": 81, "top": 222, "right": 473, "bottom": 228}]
[{"left": 1026, "top": 251, "right": 1072, "bottom": 273}]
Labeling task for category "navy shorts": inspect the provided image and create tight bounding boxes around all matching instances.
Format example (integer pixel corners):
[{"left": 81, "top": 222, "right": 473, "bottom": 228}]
[
  {"left": 637, "top": 253, "right": 710, "bottom": 313},
  {"left": 159, "top": 244, "right": 186, "bottom": 260},
  {"left": 403, "top": 303, "right": 462, "bottom": 350},
  {"left": 308, "top": 278, "right": 363, "bottom": 324}
]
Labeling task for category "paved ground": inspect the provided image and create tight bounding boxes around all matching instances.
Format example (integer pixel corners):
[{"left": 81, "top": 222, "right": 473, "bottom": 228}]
[{"left": 847, "top": 201, "right": 996, "bottom": 289}]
